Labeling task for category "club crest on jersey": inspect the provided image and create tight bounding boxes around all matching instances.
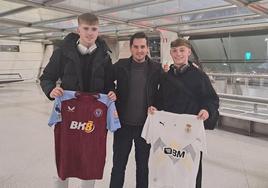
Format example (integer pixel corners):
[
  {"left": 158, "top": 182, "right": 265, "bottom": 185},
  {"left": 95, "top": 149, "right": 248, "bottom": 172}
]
[
  {"left": 67, "top": 106, "right": 75, "bottom": 112},
  {"left": 70, "top": 120, "right": 95, "bottom": 133},
  {"left": 185, "top": 124, "right": 192, "bottom": 133},
  {"left": 94, "top": 108, "right": 103, "bottom": 118}
]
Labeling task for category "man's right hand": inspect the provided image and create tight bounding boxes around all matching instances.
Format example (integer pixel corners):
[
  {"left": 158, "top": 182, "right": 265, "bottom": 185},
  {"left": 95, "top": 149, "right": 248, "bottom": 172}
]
[
  {"left": 148, "top": 106, "right": 157, "bottom": 115},
  {"left": 49, "top": 87, "right": 64, "bottom": 98},
  {"left": 163, "top": 64, "right": 169, "bottom": 72}
]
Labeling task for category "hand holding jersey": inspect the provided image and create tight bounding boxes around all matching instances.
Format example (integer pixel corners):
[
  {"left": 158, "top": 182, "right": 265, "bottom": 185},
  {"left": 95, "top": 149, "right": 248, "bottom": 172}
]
[
  {"left": 107, "top": 91, "right": 117, "bottom": 101},
  {"left": 197, "top": 109, "right": 209, "bottom": 121},
  {"left": 49, "top": 86, "right": 117, "bottom": 102},
  {"left": 148, "top": 106, "right": 209, "bottom": 121},
  {"left": 50, "top": 87, "right": 64, "bottom": 98}
]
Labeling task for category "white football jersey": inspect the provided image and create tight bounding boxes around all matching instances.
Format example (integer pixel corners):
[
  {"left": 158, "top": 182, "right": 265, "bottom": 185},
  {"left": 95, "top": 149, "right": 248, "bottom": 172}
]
[{"left": 142, "top": 111, "right": 207, "bottom": 188}]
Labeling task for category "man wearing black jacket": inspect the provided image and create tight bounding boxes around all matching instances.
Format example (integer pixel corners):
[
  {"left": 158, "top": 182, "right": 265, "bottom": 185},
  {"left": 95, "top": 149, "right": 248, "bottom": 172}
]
[
  {"left": 149, "top": 38, "right": 219, "bottom": 188},
  {"left": 40, "top": 13, "right": 116, "bottom": 188},
  {"left": 40, "top": 13, "right": 115, "bottom": 100},
  {"left": 110, "top": 32, "right": 162, "bottom": 188}
]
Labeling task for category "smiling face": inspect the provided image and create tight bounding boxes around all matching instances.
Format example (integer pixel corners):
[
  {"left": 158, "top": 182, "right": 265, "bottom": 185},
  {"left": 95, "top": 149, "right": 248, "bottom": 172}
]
[
  {"left": 170, "top": 45, "right": 191, "bottom": 67},
  {"left": 130, "top": 38, "right": 149, "bottom": 63},
  {"left": 169, "top": 38, "right": 192, "bottom": 68},
  {"left": 77, "top": 23, "right": 99, "bottom": 48}
]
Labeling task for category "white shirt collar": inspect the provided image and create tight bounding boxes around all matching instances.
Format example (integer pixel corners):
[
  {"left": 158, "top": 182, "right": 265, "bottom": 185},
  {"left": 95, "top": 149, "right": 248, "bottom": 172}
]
[{"left": 77, "top": 39, "right": 97, "bottom": 55}]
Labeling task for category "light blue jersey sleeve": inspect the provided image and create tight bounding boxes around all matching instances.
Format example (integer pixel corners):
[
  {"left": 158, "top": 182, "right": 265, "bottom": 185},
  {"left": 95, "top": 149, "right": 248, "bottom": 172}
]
[
  {"left": 48, "top": 90, "right": 76, "bottom": 126},
  {"left": 98, "top": 94, "right": 121, "bottom": 132}
]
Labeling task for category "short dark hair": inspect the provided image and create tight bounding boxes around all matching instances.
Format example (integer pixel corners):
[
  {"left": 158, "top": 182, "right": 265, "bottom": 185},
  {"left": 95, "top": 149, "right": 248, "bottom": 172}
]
[
  {"left": 170, "top": 38, "right": 191, "bottom": 49},
  {"left": 78, "top": 13, "right": 99, "bottom": 25},
  {"left": 130, "top": 32, "right": 149, "bottom": 47}
]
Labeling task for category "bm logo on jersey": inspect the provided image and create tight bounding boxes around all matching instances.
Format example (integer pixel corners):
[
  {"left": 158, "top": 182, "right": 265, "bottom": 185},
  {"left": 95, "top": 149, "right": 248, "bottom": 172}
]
[
  {"left": 70, "top": 120, "right": 95, "bottom": 133},
  {"left": 163, "top": 147, "right": 186, "bottom": 159}
]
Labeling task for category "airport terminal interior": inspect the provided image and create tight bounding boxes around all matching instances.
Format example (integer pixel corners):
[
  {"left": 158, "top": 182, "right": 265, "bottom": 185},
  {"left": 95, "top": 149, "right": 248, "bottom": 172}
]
[{"left": 1, "top": 0, "right": 268, "bottom": 188}]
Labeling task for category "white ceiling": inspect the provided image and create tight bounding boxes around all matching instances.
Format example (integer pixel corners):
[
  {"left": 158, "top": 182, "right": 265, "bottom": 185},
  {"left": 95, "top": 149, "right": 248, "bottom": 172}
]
[{"left": 0, "top": 0, "right": 268, "bottom": 42}]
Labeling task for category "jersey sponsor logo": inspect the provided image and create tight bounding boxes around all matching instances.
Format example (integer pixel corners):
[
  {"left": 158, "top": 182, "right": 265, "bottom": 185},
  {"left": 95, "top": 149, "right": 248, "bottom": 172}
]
[
  {"left": 94, "top": 108, "right": 103, "bottom": 118},
  {"left": 67, "top": 106, "right": 75, "bottom": 112},
  {"left": 70, "top": 120, "right": 95, "bottom": 133},
  {"left": 163, "top": 147, "right": 186, "bottom": 159},
  {"left": 154, "top": 138, "right": 196, "bottom": 164}
]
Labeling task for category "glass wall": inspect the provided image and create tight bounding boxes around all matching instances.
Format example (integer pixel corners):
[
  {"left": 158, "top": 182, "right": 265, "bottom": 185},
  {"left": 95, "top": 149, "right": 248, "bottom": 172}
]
[{"left": 190, "top": 34, "right": 268, "bottom": 99}]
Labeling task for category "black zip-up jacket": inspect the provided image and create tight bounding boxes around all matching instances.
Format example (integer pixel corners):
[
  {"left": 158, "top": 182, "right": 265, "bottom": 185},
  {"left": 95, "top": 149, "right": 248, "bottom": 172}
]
[
  {"left": 156, "top": 62, "right": 219, "bottom": 118},
  {"left": 40, "top": 33, "right": 114, "bottom": 100},
  {"left": 113, "top": 56, "right": 162, "bottom": 124}
]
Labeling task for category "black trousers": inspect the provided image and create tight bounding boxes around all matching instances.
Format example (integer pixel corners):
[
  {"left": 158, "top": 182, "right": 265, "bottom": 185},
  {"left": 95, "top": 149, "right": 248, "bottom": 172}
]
[
  {"left": 110, "top": 126, "right": 151, "bottom": 188},
  {"left": 196, "top": 152, "right": 203, "bottom": 188}
]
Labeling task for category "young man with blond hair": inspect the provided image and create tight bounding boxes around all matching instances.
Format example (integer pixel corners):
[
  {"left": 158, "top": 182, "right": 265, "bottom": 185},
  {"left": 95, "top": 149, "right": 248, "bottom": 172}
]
[
  {"left": 149, "top": 38, "right": 219, "bottom": 188},
  {"left": 40, "top": 13, "right": 116, "bottom": 188}
]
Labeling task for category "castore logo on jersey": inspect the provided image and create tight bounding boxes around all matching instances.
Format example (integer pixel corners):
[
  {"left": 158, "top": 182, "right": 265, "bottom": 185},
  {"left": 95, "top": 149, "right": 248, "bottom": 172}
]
[{"left": 67, "top": 106, "right": 75, "bottom": 112}]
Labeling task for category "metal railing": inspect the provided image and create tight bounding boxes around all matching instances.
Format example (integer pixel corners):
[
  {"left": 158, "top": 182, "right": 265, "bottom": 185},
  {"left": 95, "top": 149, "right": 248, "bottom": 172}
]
[
  {"left": 207, "top": 72, "right": 268, "bottom": 79},
  {"left": 218, "top": 92, "right": 268, "bottom": 135}
]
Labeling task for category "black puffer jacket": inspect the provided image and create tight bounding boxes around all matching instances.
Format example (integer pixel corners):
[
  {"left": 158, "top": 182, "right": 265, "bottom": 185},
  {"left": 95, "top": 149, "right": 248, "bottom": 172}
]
[
  {"left": 40, "top": 33, "right": 114, "bottom": 100},
  {"left": 113, "top": 57, "right": 162, "bottom": 122},
  {"left": 156, "top": 62, "right": 219, "bottom": 118}
]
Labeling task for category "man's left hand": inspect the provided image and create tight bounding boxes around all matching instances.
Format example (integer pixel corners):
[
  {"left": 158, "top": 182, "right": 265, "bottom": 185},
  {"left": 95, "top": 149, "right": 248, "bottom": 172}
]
[{"left": 197, "top": 109, "right": 209, "bottom": 121}]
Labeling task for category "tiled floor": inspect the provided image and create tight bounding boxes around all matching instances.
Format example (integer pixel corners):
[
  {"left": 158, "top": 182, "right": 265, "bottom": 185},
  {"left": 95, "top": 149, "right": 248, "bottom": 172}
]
[{"left": 1, "top": 82, "right": 268, "bottom": 188}]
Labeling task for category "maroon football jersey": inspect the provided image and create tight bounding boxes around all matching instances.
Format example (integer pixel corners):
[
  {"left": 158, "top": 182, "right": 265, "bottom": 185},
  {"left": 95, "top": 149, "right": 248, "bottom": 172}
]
[{"left": 54, "top": 93, "right": 109, "bottom": 180}]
